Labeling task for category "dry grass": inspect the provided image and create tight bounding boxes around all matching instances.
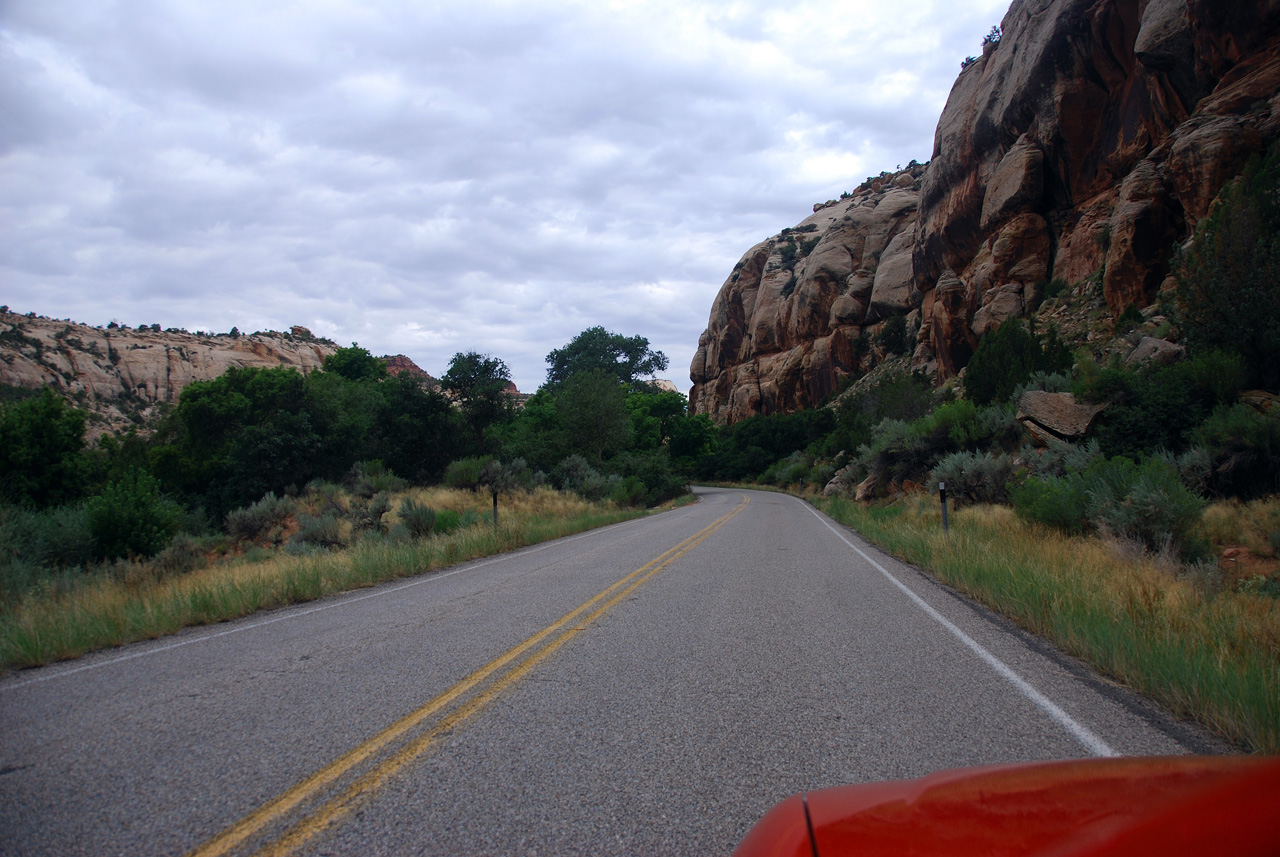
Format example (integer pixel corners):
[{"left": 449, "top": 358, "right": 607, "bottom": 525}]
[
  {"left": 1200, "top": 497, "right": 1280, "bottom": 558},
  {"left": 0, "top": 487, "right": 659, "bottom": 672},
  {"left": 815, "top": 496, "right": 1280, "bottom": 754}
]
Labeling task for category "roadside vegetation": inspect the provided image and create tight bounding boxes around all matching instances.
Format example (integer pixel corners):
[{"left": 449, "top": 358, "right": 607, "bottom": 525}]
[
  {"left": 813, "top": 497, "right": 1280, "bottom": 754},
  {"left": 0, "top": 327, "right": 704, "bottom": 671},
  {"left": 1, "top": 485, "right": 652, "bottom": 670}
]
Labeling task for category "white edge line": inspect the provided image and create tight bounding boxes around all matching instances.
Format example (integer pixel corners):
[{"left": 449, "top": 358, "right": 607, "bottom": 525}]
[
  {"left": 799, "top": 499, "right": 1118, "bottom": 758},
  {"left": 1, "top": 519, "right": 641, "bottom": 692}
]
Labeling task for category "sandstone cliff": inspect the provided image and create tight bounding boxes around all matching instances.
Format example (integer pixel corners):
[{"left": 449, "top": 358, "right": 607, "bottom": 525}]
[
  {"left": 692, "top": 0, "right": 1280, "bottom": 423},
  {"left": 0, "top": 310, "right": 339, "bottom": 435}
]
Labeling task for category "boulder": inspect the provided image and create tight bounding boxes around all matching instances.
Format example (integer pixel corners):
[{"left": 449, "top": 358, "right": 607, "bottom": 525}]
[
  {"left": 866, "top": 230, "right": 917, "bottom": 322},
  {"left": 979, "top": 135, "right": 1045, "bottom": 232},
  {"left": 1017, "top": 391, "right": 1108, "bottom": 446},
  {"left": 971, "top": 283, "right": 1025, "bottom": 337},
  {"left": 855, "top": 472, "right": 880, "bottom": 502},
  {"left": 1125, "top": 336, "right": 1186, "bottom": 367},
  {"left": 1240, "top": 390, "right": 1280, "bottom": 417}
]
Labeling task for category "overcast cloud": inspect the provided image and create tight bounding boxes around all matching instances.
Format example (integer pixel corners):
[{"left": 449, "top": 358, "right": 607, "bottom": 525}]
[{"left": 1, "top": 0, "right": 1009, "bottom": 393}]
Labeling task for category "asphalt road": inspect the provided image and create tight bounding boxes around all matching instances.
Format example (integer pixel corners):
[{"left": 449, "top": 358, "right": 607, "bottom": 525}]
[{"left": 0, "top": 487, "right": 1227, "bottom": 856}]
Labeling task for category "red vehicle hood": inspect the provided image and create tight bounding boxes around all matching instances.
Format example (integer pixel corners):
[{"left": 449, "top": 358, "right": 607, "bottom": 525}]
[{"left": 733, "top": 756, "right": 1280, "bottom": 857}]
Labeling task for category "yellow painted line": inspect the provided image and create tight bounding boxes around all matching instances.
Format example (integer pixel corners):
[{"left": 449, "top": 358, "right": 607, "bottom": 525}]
[{"left": 186, "top": 496, "right": 749, "bottom": 857}]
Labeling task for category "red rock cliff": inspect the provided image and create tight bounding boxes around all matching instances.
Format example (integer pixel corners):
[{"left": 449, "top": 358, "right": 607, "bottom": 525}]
[{"left": 692, "top": 0, "right": 1280, "bottom": 423}]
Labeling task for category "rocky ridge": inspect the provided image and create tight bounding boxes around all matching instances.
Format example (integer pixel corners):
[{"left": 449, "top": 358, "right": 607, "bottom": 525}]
[
  {"left": 0, "top": 310, "right": 339, "bottom": 435},
  {"left": 692, "top": 0, "right": 1280, "bottom": 423}
]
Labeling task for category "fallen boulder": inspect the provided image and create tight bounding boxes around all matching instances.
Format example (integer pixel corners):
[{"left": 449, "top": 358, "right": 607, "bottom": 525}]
[{"left": 1017, "top": 391, "right": 1107, "bottom": 446}]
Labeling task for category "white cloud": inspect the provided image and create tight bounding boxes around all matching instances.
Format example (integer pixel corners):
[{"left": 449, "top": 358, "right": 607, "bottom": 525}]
[{"left": 0, "top": 0, "right": 1010, "bottom": 392}]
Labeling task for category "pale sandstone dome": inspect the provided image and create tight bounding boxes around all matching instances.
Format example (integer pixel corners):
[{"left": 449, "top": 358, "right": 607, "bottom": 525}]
[
  {"left": 0, "top": 313, "right": 339, "bottom": 436},
  {"left": 692, "top": 0, "right": 1280, "bottom": 424}
]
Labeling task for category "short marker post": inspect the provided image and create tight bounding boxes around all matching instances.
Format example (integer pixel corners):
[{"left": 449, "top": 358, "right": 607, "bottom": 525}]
[{"left": 939, "top": 481, "right": 949, "bottom": 536}]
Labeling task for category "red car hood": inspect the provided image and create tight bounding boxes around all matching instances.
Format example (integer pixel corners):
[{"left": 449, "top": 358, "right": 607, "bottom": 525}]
[{"left": 733, "top": 756, "right": 1280, "bottom": 857}]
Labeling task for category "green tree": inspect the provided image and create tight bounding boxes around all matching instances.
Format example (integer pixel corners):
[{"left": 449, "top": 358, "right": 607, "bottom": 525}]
[
  {"left": 322, "top": 344, "right": 389, "bottom": 382},
  {"left": 441, "top": 352, "right": 514, "bottom": 451},
  {"left": 554, "top": 369, "right": 633, "bottom": 466},
  {"left": 373, "top": 373, "right": 461, "bottom": 482},
  {"left": 0, "top": 388, "right": 90, "bottom": 508},
  {"left": 875, "top": 314, "right": 909, "bottom": 356},
  {"left": 492, "top": 391, "right": 566, "bottom": 473},
  {"left": 87, "top": 467, "right": 183, "bottom": 560},
  {"left": 151, "top": 367, "right": 322, "bottom": 517},
  {"left": 544, "top": 326, "right": 669, "bottom": 391},
  {"left": 1176, "top": 147, "right": 1280, "bottom": 390},
  {"left": 964, "top": 319, "right": 1073, "bottom": 406},
  {"left": 625, "top": 389, "right": 689, "bottom": 451}
]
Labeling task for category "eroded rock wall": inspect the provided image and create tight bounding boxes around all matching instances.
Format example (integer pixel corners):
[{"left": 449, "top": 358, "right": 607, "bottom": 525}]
[
  {"left": 689, "top": 166, "right": 926, "bottom": 423},
  {"left": 692, "top": 0, "right": 1280, "bottom": 423},
  {"left": 0, "top": 311, "right": 338, "bottom": 434}
]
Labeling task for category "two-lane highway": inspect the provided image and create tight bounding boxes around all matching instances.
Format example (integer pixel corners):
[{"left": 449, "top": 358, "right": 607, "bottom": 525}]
[{"left": 0, "top": 487, "right": 1225, "bottom": 855}]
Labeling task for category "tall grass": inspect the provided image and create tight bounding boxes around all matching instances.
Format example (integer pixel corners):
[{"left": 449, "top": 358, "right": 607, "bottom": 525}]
[
  {"left": 814, "top": 496, "right": 1280, "bottom": 754},
  {"left": 0, "top": 487, "right": 653, "bottom": 672}
]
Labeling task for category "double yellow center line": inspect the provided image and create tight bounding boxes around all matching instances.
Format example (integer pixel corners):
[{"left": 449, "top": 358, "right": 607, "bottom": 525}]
[{"left": 187, "top": 496, "right": 749, "bottom": 857}]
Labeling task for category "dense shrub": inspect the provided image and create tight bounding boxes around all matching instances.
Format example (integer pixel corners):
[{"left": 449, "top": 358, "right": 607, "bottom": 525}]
[
  {"left": 760, "top": 451, "right": 812, "bottom": 486},
  {"left": 226, "top": 492, "right": 295, "bottom": 541},
  {"left": 1011, "top": 475, "right": 1089, "bottom": 535},
  {"left": 397, "top": 498, "right": 437, "bottom": 539},
  {"left": 822, "top": 370, "right": 938, "bottom": 458},
  {"left": 0, "top": 502, "right": 96, "bottom": 572},
  {"left": 1190, "top": 404, "right": 1280, "bottom": 499},
  {"left": 1023, "top": 439, "right": 1103, "bottom": 480},
  {"left": 86, "top": 469, "right": 184, "bottom": 560},
  {"left": 444, "top": 456, "right": 491, "bottom": 490},
  {"left": 349, "top": 461, "right": 406, "bottom": 498},
  {"left": 290, "top": 513, "right": 344, "bottom": 550},
  {"left": 875, "top": 314, "right": 909, "bottom": 356},
  {"left": 1078, "top": 352, "right": 1245, "bottom": 459},
  {"left": 151, "top": 533, "right": 208, "bottom": 578},
  {"left": 607, "top": 448, "right": 686, "bottom": 506},
  {"left": 609, "top": 476, "right": 647, "bottom": 507},
  {"left": 706, "top": 408, "right": 835, "bottom": 482},
  {"left": 964, "top": 319, "right": 1072, "bottom": 406},
  {"left": 1011, "top": 372, "right": 1073, "bottom": 400},
  {"left": 553, "top": 455, "right": 611, "bottom": 500},
  {"left": 929, "top": 451, "right": 1017, "bottom": 506},
  {"left": 1013, "top": 456, "right": 1205, "bottom": 555},
  {"left": 352, "top": 492, "right": 392, "bottom": 534},
  {"left": 857, "top": 400, "right": 1021, "bottom": 487}
]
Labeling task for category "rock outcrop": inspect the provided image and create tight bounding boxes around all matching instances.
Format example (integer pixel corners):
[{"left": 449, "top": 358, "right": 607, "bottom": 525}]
[
  {"left": 1016, "top": 391, "right": 1108, "bottom": 445},
  {"left": 690, "top": 165, "right": 927, "bottom": 423},
  {"left": 382, "top": 354, "right": 438, "bottom": 386},
  {"left": 0, "top": 310, "right": 339, "bottom": 435},
  {"left": 692, "top": 0, "right": 1280, "bottom": 423}
]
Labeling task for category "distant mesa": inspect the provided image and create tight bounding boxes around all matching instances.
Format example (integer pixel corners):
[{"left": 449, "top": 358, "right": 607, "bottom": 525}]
[{"left": 0, "top": 309, "right": 340, "bottom": 436}]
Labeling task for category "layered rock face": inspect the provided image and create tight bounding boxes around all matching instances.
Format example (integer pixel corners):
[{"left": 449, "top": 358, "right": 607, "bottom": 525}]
[
  {"left": 0, "top": 310, "right": 338, "bottom": 434},
  {"left": 690, "top": 165, "right": 927, "bottom": 422},
  {"left": 692, "top": 0, "right": 1280, "bottom": 423}
]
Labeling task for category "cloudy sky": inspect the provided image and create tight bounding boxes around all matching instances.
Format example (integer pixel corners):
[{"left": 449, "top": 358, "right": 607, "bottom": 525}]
[{"left": 2, "top": 0, "right": 1010, "bottom": 393}]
